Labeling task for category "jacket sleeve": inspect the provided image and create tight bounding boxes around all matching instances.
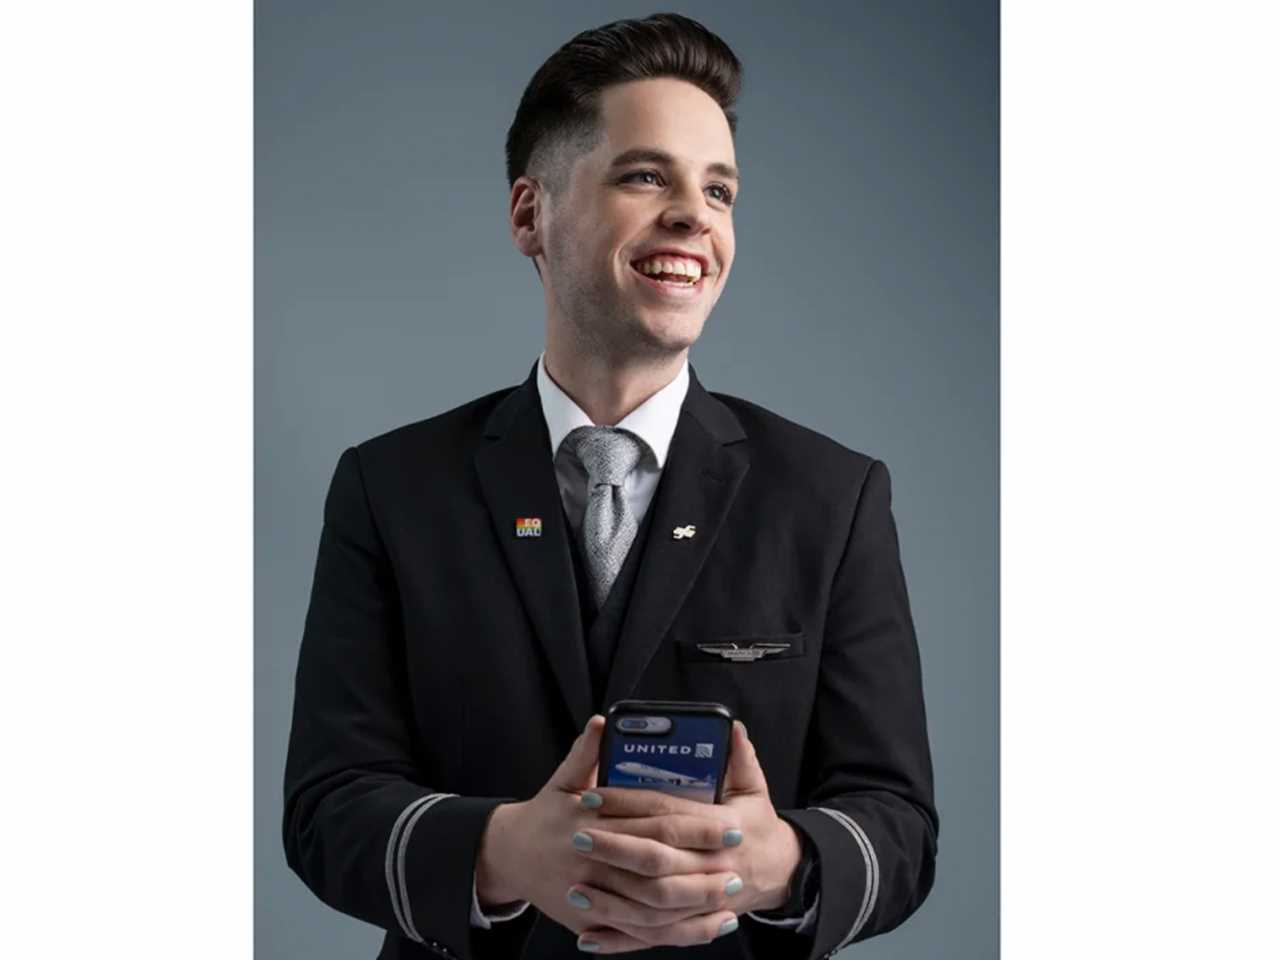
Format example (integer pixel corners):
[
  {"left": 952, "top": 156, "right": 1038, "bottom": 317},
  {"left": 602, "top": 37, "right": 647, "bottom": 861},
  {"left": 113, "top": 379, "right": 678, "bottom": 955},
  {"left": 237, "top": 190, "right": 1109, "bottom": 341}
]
[
  {"left": 741, "top": 458, "right": 939, "bottom": 960},
  {"left": 282, "top": 446, "right": 538, "bottom": 960}
]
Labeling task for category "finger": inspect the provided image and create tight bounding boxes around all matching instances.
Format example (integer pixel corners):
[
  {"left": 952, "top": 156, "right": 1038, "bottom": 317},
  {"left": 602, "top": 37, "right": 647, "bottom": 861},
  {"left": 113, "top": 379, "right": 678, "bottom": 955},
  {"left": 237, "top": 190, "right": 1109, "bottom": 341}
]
[
  {"left": 573, "top": 925, "right": 651, "bottom": 955},
  {"left": 586, "top": 786, "right": 723, "bottom": 820},
  {"left": 586, "top": 910, "right": 741, "bottom": 950},
  {"left": 571, "top": 826, "right": 734, "bottom": 878},
  {"left": 589, "top": 865, "right": 745, "bottom": 912},
  {"left": 564, "top": 880, "right": 696, "bottom": 928},
  {"left": 721, "top": 720, "right": 769, "bottom": 797},
  {"left": 582, "top": 813, "right": 739, "bottom": 851},
  {"left": 553, "top": 715, "right": 606, "bottom": 793}
]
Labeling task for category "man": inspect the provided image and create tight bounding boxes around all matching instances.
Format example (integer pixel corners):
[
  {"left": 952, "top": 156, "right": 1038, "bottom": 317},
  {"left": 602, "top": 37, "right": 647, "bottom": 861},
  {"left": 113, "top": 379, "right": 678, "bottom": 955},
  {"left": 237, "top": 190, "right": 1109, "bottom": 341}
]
[{"left": 283, "top": 13, "right": 938, "bottom": 960}]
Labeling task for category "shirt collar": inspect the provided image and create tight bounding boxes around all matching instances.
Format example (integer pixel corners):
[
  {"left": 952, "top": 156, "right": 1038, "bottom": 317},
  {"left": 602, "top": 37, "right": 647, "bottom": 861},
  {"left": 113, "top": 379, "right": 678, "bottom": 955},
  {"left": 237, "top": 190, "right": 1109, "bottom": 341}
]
[{"left": 535, "top": 350, "right": 689, "bottom": 469}]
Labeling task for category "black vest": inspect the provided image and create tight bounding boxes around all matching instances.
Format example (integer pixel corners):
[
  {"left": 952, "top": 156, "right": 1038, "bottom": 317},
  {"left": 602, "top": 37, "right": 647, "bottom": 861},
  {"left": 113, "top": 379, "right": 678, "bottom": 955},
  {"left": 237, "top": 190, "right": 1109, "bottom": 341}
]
[{"left": 563, "top": 494, "right": 661, "bottom": 714}]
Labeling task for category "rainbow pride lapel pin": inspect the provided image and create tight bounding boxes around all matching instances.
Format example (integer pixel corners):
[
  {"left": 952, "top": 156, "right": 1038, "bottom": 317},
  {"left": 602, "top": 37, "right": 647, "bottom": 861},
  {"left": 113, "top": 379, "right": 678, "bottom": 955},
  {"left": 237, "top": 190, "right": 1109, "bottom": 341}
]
[{"left": 515, "top": 517, "right": 543, "bottom": 538}]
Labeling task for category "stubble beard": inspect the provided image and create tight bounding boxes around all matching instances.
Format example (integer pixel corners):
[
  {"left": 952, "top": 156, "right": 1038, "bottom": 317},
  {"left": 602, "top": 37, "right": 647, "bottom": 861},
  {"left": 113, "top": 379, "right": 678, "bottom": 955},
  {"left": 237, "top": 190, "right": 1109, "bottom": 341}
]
[
  {"left": 556, "top": 270, "right": 705, "bottom": 367},
  {"left": 543, "top": 212, "right": 706, "bottom": 367}
]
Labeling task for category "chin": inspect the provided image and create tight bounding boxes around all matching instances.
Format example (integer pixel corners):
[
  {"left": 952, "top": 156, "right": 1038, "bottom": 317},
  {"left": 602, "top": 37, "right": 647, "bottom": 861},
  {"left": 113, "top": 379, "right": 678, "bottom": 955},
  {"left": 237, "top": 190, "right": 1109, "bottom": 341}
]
[{"left": 637, "top": 317, "right": 705, "bottom": 352}]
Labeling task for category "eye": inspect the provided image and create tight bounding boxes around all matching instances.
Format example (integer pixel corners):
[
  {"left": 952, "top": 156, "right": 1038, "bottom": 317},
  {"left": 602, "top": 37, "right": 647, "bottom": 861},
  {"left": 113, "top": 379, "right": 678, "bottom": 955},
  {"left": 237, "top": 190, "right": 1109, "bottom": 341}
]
[
  {"left": 622, "top": 169, "right": 664, "bottom": 187},
  {"left": 621, "top": 170, "right": 735, "bottom": 206},
  {"left": 708, "top": 183, "right": 735, "bottom": 206}
]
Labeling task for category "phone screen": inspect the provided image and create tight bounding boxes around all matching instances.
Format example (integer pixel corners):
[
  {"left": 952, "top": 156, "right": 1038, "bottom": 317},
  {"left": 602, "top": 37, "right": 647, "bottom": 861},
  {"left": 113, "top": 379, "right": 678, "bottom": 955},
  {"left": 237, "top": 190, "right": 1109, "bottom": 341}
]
[{"left": 601, "top": 709, "right": 730, "bottom": 803}]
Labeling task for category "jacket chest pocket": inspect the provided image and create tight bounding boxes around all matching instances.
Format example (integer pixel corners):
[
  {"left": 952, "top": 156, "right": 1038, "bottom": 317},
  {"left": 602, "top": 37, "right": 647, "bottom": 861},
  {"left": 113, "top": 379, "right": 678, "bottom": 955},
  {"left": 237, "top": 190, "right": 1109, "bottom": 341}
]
[{"left": 674, "top": 630, "right": 807, "bottom": 664}]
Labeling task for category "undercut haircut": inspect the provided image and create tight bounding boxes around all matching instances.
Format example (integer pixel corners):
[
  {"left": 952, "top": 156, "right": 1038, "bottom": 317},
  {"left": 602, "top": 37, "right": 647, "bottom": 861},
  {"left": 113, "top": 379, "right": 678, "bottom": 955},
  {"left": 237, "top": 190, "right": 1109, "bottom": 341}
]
[{"left": 505, "top": 12, "right": 743, "bottom": 277}]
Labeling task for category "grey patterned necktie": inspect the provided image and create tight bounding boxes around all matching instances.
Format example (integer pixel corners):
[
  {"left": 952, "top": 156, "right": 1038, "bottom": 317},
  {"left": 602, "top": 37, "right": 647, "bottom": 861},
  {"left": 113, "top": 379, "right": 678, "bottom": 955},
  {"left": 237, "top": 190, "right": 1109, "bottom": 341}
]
[{"left": 564, "top": 426, "right": 646, "bottom": 609}]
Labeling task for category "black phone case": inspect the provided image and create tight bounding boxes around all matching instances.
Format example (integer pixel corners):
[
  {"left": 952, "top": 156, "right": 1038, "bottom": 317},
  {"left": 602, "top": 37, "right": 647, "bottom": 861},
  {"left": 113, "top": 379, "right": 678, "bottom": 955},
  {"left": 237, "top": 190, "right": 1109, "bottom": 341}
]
[{"left": 596, "top": 699, "right": 734, "bottom": 803}]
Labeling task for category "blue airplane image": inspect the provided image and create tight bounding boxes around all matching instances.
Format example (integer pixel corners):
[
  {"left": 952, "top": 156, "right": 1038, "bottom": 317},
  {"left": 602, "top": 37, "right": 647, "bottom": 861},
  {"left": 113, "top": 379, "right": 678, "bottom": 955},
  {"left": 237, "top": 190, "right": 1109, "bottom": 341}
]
[{"left": 614, "top": 761, "right": 712, "bottom": 788}]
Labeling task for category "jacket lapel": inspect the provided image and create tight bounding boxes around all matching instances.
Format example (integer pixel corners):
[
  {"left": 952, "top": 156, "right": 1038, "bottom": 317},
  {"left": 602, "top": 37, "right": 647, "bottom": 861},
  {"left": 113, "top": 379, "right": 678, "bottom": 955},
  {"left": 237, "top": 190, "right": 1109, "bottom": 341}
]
[
  {"left": 473, "top": 361, "right": 594, "bottom": 733},
  {"left": 601, "top": 366, "right": 750, "bottom": 708}
]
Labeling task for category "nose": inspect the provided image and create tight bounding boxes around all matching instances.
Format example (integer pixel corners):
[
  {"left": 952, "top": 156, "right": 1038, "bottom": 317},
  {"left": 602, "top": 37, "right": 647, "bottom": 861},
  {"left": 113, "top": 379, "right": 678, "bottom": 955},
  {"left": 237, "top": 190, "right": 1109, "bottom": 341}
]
[{"left": 659, "top": 179, "right": 714, "bottom": 234}]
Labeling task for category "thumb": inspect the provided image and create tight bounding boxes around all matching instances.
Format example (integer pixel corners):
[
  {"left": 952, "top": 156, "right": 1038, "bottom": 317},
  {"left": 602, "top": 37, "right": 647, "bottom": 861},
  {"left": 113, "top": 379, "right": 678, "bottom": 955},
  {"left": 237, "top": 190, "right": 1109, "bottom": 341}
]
[
  {"left": 551, "top": 714, "right": 606, "bottom": 792},
  {"left": 722, "top": 719, "right": 770, "bottom": 797}
]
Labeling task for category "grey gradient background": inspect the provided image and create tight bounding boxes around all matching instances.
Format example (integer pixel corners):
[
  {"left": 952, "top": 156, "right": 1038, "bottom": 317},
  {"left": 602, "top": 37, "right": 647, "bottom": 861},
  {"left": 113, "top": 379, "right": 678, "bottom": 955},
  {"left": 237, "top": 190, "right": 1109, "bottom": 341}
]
[{"left": 256, "top": 2, "right": 997, "bottom": 957}]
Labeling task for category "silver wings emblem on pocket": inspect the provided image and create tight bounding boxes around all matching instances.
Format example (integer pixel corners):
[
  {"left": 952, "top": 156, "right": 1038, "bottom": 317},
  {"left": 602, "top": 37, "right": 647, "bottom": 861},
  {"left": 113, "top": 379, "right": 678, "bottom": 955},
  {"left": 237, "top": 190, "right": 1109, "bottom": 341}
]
[{"left": 695, "top": 642, "right": 792, "bottom": 662}]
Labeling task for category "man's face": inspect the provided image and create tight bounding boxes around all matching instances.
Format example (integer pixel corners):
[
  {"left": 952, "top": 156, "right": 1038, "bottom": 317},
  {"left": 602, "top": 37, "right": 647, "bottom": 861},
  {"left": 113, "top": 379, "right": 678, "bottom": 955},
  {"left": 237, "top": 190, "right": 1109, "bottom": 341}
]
[{"left": 536, "top": 77, "right": 738, "bottom": 361}]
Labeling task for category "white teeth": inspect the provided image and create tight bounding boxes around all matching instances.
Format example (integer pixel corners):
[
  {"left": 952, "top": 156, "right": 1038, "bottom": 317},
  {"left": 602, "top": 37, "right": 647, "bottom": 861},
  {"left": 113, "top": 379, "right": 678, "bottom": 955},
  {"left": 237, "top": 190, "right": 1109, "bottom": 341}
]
[{"left": 636, "top": 255, "right": 703, "bottom": 280}]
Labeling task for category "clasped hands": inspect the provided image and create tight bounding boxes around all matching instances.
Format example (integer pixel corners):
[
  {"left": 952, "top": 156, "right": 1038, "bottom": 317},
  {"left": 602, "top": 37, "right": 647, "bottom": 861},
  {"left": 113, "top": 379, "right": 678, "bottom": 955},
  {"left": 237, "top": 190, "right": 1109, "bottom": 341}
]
[{"left": 477, "top": 715, "right": 804, "bottom": 955}]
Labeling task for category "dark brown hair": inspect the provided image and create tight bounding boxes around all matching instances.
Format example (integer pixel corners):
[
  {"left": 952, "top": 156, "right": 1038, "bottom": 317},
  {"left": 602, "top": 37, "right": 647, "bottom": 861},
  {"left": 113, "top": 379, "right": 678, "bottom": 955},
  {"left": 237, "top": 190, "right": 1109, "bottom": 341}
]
[{"left": 504, "top": 12, "right": 743, "bottom": 198}]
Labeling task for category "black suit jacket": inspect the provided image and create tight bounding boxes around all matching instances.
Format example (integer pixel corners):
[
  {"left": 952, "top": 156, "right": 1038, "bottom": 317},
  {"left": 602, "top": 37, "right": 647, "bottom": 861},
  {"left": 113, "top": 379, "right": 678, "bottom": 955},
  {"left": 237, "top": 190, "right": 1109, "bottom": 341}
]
[{"left": 283, "top": 361, "right": 939, "bottom": 960}]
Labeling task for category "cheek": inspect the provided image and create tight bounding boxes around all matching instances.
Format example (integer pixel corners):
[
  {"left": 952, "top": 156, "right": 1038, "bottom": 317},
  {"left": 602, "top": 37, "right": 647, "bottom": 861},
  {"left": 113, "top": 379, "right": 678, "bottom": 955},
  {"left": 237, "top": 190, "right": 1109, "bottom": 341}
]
[
  {"left": 719, "top": 226, "right": 736, "bottom": 270},
  {"left": 719, "top": 246, "right": 736, "bottom": 281}
]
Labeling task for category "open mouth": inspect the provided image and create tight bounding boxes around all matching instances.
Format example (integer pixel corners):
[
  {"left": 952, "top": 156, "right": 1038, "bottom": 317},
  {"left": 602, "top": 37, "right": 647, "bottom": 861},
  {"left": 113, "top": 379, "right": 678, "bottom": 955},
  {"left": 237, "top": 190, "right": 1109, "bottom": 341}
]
[{"left": 629, "top": 261, "right": 705, "bottom": 291}]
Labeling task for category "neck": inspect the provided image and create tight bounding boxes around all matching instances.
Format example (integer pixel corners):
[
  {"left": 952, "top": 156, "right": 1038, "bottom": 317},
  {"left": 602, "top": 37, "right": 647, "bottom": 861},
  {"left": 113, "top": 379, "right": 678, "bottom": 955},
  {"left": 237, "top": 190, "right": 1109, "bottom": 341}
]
[{"left": 543, "top": 339, "right": 686, "bottom": 426}]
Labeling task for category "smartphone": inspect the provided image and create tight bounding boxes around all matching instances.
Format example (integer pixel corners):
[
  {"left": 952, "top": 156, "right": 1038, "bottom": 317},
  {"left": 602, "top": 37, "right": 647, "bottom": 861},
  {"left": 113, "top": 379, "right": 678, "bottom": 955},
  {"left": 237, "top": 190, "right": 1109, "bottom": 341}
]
[{"left": 596, "top": 699, "right": 734, "bottom": 804}]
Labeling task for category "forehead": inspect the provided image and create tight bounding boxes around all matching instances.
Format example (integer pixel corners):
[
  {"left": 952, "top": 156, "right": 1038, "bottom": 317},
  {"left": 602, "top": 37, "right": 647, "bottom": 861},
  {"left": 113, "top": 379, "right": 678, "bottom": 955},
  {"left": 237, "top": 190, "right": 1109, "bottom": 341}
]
[{"left": 590, "top": 77, "right": 736, "bottom": 170}]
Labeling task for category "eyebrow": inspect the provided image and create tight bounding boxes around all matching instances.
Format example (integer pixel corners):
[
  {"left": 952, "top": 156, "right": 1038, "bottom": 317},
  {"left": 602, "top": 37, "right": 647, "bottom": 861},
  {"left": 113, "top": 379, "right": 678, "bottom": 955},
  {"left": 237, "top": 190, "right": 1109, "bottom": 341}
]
[{"left": 607, "top": 147, "right": 740, "bottom": 185}]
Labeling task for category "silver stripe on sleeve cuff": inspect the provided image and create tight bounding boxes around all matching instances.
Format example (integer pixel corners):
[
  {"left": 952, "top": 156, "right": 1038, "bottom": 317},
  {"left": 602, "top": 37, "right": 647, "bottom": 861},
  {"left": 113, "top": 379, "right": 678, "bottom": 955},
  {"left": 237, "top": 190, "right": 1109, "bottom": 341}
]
[
  {"left": 472, "top": 870, "right": 533, "bottom": 928},
  {"left": 385, "top": 793, "right": 458, "bottom": 942},
  {"left": 746, "top": 891, "right": 820, "bottom": 933},
  {"left": 813, "top": 807, "right": 879, "bottom": 948}
]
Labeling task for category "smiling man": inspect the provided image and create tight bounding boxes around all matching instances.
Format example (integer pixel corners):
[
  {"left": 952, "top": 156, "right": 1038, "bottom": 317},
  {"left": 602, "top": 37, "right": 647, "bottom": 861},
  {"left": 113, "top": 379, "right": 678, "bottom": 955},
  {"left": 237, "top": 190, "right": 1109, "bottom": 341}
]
[
  {"left": 283, "top": 13, "right": 938, "bottom": 960},
  {"left": 513, "top": 75, "right": 737, "bottom": 411}
]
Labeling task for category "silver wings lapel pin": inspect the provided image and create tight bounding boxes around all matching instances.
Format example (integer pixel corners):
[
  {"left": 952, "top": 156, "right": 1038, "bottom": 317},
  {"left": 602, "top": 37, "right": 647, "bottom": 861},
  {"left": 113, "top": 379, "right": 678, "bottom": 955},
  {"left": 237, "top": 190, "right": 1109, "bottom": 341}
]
[{"left": 695, "top": 641, "right": 792, "bottom": 662}]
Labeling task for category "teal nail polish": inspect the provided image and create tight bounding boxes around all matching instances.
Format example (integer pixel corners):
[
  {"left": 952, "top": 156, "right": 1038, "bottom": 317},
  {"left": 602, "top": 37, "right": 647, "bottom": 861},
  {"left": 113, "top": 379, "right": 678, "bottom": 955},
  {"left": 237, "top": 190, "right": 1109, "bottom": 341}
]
[
  {"left": 722, "top": 829, "right": 743, "bottom": 847},
  {"left": 567, "top": 888, "right": 591, "bottom": 910},
  {"left": 724, "top": 876, "right": 743, "bottom": 896},
  {"left": 578, "top": 939, "right": 600, "bottom": 952},
  {"left": 718, "top": 917, "right": 739, "bottom": 937},
  {"left": 572, "top": 831, "right": 594, "bottom": 852},
  {"left": 580, "top": 791, "right": 603, "bottom": 809}
]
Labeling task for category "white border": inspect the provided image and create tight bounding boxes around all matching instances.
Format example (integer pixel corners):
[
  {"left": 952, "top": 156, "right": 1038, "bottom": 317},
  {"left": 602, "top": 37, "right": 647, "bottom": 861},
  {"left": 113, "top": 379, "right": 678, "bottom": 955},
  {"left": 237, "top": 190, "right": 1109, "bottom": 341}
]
[
  {"left": 1004, "top": 2, "right": 1279, "bottom": 956},
  {"left": 1, "top": 2, "right": 251, "bottom": 957}
]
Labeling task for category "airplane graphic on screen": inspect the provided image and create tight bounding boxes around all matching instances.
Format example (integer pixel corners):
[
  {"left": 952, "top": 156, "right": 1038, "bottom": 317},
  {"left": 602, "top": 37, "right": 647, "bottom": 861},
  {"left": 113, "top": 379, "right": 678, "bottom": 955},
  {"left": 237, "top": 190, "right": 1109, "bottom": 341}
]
[{"left": 614, "top": 761, "right": 712, "bottom": 788}]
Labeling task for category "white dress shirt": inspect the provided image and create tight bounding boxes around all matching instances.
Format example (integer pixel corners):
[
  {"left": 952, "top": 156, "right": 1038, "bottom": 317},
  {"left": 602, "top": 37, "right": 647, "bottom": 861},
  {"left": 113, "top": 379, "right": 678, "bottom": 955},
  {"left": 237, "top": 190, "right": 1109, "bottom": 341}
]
[
  {"left": 538, "top": 349, "right": 686, "bottom": 537},
  {"left": 470, "top": 353, "right": 817, "bottom": 934}
]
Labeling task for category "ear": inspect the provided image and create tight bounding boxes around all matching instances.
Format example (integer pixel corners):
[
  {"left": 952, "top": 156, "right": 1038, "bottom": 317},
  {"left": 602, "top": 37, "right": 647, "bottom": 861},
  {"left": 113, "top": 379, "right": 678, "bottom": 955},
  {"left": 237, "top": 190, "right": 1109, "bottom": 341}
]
[{"left": 509, "top": 175, "right": 544, "bottom": 261}]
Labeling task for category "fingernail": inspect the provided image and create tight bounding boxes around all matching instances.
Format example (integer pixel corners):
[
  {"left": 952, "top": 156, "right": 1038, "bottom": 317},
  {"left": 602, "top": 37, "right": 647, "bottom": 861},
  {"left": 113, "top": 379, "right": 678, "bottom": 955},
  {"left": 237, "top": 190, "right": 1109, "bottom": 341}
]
[
  {"left": 740, "top": 721, "right": 748, "bottom": 738},
  {"left": 578, "top": 939, "right": 600, "bottom": 952},
  {"left": 572, "top": 831, "right": 594, "bottom": 852},
  {"left": 722, "top": 829, "right": 743, "bottom": 847},
  {"left": 718, "top": 917, "right": 739, "bottom": 937},
  {"left": 724, "top": 876, "right": 743, "bottom": 896},
  {"left": 580, "top": 791, "right": 602, "bottom": 809},
  {"left": 567, "top": 888, "right": 591, "bottom": 910}
]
